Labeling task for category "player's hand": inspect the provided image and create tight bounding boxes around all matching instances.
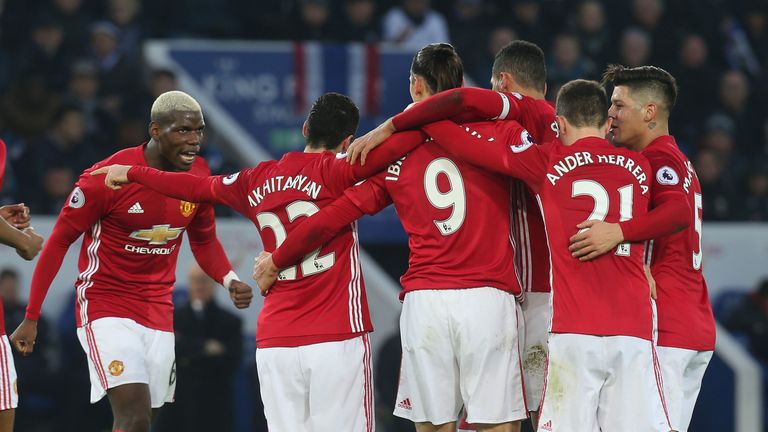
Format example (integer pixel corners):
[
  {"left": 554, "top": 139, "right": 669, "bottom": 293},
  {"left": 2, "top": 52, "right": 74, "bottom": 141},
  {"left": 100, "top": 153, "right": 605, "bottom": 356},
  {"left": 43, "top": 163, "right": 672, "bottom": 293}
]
[
  {"left": 346, "top": 117, "right": 396, "bottom": 165},
  {"left": 253, "top": 252, "right": 279, "bottom": 296},
  {"left": 16, "top": 228, "right": 43, "bottom": 261},
  {"left": 645, "top": 264, "right": 657, "bottom": 300},
  {"left": 0, "top": 203, "right": 31, "bottom": 229},
  {"left": 90, "top": 164, "right": 132, "bottom": 190},
  {"left": 10, "top": 319, "right": 38, "bottom": 356},
  {"left": 569, "top": 220, "right": 624, "bottom": 261},
  {"left": 228, "top": 280, "right": 253, "bottom": 309}
]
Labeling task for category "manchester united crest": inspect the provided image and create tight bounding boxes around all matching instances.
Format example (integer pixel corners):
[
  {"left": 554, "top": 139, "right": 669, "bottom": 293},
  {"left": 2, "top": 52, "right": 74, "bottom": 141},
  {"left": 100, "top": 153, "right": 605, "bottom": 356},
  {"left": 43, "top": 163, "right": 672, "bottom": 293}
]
[
  {"left": 180, "top": 200, "right": 197, "bottom": 217},
  {"left": 109, "top": 360, "right": 125, "bottom": 376}
]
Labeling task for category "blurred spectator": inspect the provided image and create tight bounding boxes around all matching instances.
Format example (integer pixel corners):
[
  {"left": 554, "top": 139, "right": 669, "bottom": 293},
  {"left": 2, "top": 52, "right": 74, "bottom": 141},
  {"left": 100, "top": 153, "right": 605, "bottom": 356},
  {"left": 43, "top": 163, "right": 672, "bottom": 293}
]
[
  {"left": 671, "top": 33, "right": 719, "bottom": 147},
  {"left": 125, "top": 68, "right": 179, "bottom": 125},
  {"left": 292, "top": 0, "right": 335, "bottom": 41},
  {"left": 382, "top": 0, "right": 450, "bottom": 51},
  {"left": 90, "top": 20, "right": 141, "bottom": 119},
  {"left": 48, "top": 0, "right": 92, "bottom": 60},
  {"left": 725, "top": 279, "right": 768, "bottom": 361},
  {"left": 706, "top": 70, "right": 765, "bottom": 155},
  {"left": 572, "top": 0, "right": 614, "bottom": 68},
  {"left": 14, "top": 13, "right": 69, "bottom": 92},
  {"left": 450, "top": 0, "right": 491, "bottom": 84},
  {"left": 695, "top": 148, "right": 736, "bottom": 221},
  {"left": 165, "top": 0, "right": 242, "bottom": 38},
  {"left": 547, "top": 33, "right": 595, "bottom": 88},
  {"left": 630, "top": 0, "right": 676, "bottom": 65},
  {"left": 739, "top": 161, "right": 768, "bottom": 221},
  {"left": 107, "top": 0, "right": 143, "bottom": 58},
  {"left": 698, "top": 114, "right": 747, "bottom": 185},
  {"left": 0, "top": 71, "right": 60, "bottom": 138},
  {"left": 64, "top": 59, "right": 117, "bottom": 145},
  {"left": 156, "top": 264, "right": 242, "bottom": 432},
  {"left": 0, "top": 267, "right": 57, "bottom": 430},
  {"left": 619, "top": 27, "right": 652, "bottom": 68},
  {"left": 503, "top": 0, "right": 548, "bottom": 48},
  {"left": 336, "top": 0, "right": 381, "bottom": 42},
  {"left": 743, "top": 2, "right": 768, "bottom": 97},
  {"left": 466, "top": 26, "right": 516, "bottom": 87},
  {"left": 14, "top": 104, "right": 98, "bottom": 213},
  {"left": 36, "top": 165, "right": 77, "bottom": 214}
]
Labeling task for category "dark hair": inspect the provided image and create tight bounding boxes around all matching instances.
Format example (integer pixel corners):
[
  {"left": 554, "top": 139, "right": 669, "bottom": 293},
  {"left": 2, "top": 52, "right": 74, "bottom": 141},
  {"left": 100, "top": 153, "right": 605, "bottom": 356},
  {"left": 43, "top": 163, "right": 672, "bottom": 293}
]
[
  {"left": 410, "top": 43, "right": 463, "bottom": 94},
  {"left": 492, "top": 40, "right": 546, "bottom": 92},
  {"left": 556, "top": 79, "right": 608, "bottom": 128},
  {"left": 601, "top": 64, "right": 678, "bottom": 115},
  {"left": 0, "top": 268, "right": 18, "bottom": 281},
  {"left": 306, "top": 92, "right": 360, "bottom": 150}
]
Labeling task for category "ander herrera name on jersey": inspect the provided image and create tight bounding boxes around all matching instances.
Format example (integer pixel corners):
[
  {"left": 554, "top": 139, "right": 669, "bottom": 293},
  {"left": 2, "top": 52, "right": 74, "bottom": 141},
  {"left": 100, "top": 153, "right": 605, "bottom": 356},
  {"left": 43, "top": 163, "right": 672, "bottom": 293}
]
[
  {"left": 546, "top": 151, "right": 650, "bottom": 194},
  {"left": 248, "top": 174, "right": 323, "bottom": 206}
]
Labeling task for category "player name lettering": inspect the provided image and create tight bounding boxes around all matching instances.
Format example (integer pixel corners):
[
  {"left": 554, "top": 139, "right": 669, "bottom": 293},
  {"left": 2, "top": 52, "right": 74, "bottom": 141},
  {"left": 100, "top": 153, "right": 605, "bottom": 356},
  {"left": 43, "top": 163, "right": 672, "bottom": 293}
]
[
  {"left": 546, "top": 151, "right": 649, "bottom": 194},
  {"left": 248, "top": 175, "right": 322, "bottom": 207},
  {"left": 385, "top": 156, "right": 406, "bottom": 181},
  {"left": 124, "top": 244, "right": 177, "bottom": 255}
]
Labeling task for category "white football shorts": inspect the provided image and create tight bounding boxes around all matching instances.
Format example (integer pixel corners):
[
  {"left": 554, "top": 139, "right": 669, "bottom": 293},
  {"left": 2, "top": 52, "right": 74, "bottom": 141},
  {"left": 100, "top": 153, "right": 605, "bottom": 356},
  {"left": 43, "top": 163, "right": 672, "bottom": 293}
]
[
  {"left": 521, "top": 291, "right": 551, "bottom": 412},
  {"left": 394, "top": 287, "right": 527, "bottom": 425},
  {"left": 0, "top": 336, "right": 17, "bottom": 411},
  {"left": 656, "top": 346, "right": 713, "bottom": 432},
  {"left": 76, "top": 317, "right": 175, "bottom": 408},
  {"left": 256, "top": 334, "right": 374, "bottom": 432},
  {"left": 538, "top": 333, "right": 670, "bottom": 432}
]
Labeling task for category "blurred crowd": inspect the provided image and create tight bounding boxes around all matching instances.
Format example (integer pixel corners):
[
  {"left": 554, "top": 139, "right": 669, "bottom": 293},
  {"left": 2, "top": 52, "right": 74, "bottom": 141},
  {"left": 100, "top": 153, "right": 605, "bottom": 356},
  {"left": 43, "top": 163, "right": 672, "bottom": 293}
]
[{"left": 0, "top": 0, "right": 766, "bottom": 222}]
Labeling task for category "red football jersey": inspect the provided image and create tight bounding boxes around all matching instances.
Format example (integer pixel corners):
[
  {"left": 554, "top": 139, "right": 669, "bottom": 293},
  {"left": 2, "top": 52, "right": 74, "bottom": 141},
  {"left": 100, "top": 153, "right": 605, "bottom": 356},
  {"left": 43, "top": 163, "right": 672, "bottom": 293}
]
[
  {"left": 26, "top": 144, "right": 231, "bottom": 331},
  {"left": 643, "top": 136, "right": 715, "bottom": 351},
  {"left": 500, "top": 95, "right": 558, "bottom": 293},
  {"left": 344, "top": 125, "right": 526, "bottom": 300},
  {"left": 125, "top": 131, "right": 427, "bottom": 348},
  {"left": 423, "top": 121, "right": 654, "bottom": 339},
  {"left": 392, "top": 89, "right": 559, "bottom": 293}
]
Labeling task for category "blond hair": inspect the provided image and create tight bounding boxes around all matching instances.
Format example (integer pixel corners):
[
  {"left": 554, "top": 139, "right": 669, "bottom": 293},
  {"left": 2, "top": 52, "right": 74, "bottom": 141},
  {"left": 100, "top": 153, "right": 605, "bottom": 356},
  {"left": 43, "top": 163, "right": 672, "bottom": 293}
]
[{"left": 150, "top": 91, "right": 201, "bottom": 123}]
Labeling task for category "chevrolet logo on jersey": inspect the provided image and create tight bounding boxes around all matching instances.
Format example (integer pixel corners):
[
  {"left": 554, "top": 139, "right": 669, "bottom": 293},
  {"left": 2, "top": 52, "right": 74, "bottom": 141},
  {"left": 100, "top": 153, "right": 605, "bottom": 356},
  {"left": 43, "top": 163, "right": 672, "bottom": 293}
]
[{"left": 129, "top": 225, "right": 184, "bottom": 245}]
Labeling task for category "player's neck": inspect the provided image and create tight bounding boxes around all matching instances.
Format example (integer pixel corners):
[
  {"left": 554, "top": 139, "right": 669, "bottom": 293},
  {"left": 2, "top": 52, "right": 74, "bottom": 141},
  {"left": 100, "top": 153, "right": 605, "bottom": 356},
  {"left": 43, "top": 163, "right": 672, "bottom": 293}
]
[
  {"left": 637, "top": 122, "right": 670, "bottom": 151},
  {"left": 561, "top": 128, "right": 603, "bottom": 146},
  {"left": 144, "top": 139, "right": 172, "bottom": 171},
  {"left": 515, "top": 87, "right": 545, "bottom": 100}
]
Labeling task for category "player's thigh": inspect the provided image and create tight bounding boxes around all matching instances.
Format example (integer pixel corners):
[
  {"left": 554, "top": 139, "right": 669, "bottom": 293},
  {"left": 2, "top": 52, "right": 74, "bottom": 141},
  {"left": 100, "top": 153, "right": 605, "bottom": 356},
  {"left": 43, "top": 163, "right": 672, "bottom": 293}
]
[
  {"left": 306, "top": 335, "right": 374, "bottom": 432},
  {"left": 521, "top": 292, "right": 551, "bottom": 413},
  {"left": 256, "top": 346, "right": 310, "bottom": 432},
  {"left": 537, "top": 333, "right": 603, "bottom": 432},
  {"left": 395, "top": 290, "right": 461, "bottom": 424},
  {"left": 455, "top": 290, "right": 526, "bottom": 424},
  {"left": 143, "top": 328, "right": 175, "bottom": 408},
  {"left": 657, "top": 346, "right": 712, "bottom": 432},
  {"left": 597, "top": 336, "right": 670, "bottom": 432},
  {"left": 0, "top": 336, "right": 18, "bottom": 412},
  {"left": 0, "top": 408, "right": 13, "bottom": 432},
  {"left": 106, "top": 382, "right": 152, "bottom": 419},
  {"left": 76, "top": 318, "right": 149, "bottom": 404}
]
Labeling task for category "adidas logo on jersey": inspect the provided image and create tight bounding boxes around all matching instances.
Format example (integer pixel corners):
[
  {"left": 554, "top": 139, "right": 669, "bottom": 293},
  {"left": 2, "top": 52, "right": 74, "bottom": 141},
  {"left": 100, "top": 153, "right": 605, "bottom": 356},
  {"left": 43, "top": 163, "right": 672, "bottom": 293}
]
[
  {"left": 540, "top": 420, "right": 552, "bottom": 431},
  {"left": 128, "top": 202, "right": 144, "bottom": 214},
  {"left": 397, "top": 398, "right": 412, "bottom": 410}
]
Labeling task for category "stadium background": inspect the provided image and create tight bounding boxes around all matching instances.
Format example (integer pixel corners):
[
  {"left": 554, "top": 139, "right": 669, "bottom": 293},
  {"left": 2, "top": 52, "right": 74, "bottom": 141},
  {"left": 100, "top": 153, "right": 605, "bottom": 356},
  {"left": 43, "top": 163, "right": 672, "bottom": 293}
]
[{"left": 0, "top": 0, "right": 766, "bottom": 430}]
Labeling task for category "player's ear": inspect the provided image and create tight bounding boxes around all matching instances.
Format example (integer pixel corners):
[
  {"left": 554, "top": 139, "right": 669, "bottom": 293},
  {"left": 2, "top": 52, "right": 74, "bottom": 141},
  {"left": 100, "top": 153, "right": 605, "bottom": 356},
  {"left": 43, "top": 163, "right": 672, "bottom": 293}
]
[
  {"left": 148, "top": 121, "right": 160, "bottom": 139},
  {"left": 555, "top": 115, "right": 567, "bottom": 136},
  {"left": 602, "top": 117, "right": 612, "bottom": 137},
  {"left": 643, "top": 103, "right": 657, "bottom": 122},
  {"left": 302, "top": 121, "right": 309, "bottom": 138}
]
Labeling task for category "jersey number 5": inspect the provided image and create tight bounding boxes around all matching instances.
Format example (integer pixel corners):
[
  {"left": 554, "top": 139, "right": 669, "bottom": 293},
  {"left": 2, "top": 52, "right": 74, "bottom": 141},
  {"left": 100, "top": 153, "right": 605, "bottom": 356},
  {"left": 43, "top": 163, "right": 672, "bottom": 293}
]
[{"left": 256, "top": 201, "right": 335, "bottom": 280}]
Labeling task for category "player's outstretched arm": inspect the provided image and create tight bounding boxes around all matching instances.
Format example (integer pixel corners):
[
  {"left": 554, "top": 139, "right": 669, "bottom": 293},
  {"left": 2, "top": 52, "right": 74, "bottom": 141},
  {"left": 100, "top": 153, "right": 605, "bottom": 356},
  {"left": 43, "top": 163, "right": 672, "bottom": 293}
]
[
  {"left": 92, "top": 164, "right": 228, "bottom": 205},
  {"left": 347, "top": 88, "right": 521, "bottom": 164},
  {"left": 569, "top": 194, "right": 690, "bottom": 261},
  {"left": 341, "top": 131, "right": 426, "bottom": 177}
]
